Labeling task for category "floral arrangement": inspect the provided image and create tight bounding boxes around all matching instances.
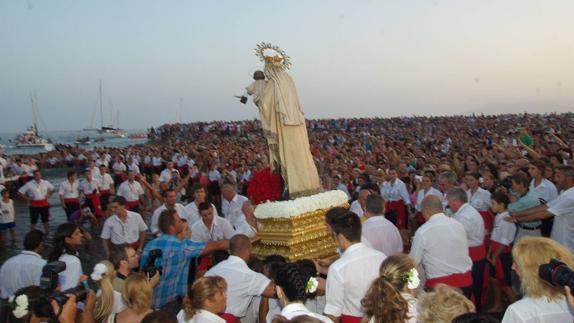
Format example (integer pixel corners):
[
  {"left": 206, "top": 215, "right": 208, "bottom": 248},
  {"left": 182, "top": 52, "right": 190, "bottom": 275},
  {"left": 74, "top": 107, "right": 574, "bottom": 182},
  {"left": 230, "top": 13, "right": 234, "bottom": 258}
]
[
  {"left": 404, "top": 268, "right": 420, "bottom": 290},
  {"left": 306, "top": 277, "right": 319, "bottom": 294},
  {"left": 254, "top": 190, "right": 348, "bottom": 219},
  {"left": 9, "top": 294, "right": 29, "bottom": 319},
  {"left": 247, "top": 168, "right": 282, "bottom": 205}
]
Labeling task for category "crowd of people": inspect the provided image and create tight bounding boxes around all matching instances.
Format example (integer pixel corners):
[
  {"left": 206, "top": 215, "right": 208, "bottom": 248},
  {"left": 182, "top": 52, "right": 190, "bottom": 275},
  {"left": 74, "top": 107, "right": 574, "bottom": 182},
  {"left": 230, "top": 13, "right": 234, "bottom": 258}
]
[{"left": 0, "top": 112, "right": 573, "bottom": 323}]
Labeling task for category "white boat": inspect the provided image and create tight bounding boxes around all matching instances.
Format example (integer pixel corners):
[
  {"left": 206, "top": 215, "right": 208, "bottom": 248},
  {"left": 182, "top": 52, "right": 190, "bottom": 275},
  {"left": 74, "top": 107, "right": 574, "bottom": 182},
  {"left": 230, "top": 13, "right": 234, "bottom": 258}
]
[
  {"left": 15, "top": 92, "right": 55, "bottom": 152},
  {"left": 84, "top": 80, "right": 127, "bottom": 138}
]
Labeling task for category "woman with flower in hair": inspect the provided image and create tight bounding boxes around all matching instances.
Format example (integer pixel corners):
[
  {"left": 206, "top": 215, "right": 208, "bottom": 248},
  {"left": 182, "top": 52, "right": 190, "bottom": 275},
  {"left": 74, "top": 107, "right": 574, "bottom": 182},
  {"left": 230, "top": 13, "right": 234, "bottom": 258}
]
[
  {"left": 177, "top": 276, "right": 228, "bottom": 323},
  {"left": 361, "top": 254, "right": 419, "bottom": 323},
  {"left": 274, "top": 263, "right": 332, "bottom": 323},
  {"left": 91, "top": 260, "right": 124, "bottom": 322}
]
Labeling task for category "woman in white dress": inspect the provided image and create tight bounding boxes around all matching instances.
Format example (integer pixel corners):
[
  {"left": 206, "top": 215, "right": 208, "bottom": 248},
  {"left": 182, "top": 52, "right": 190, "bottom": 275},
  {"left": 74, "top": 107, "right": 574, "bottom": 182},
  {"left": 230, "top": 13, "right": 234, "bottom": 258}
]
[
  {"left": 361, "top": 254, "right": 419, "bottom": 323},
  {"left": 502, "top": 237, "right": 574, "bottom": 323},
  {"left": 177, "top": 276, "right": 227, "bottom": 323},
  {"left": 273, "top": 263, "right": 332, "bottom": 323}
]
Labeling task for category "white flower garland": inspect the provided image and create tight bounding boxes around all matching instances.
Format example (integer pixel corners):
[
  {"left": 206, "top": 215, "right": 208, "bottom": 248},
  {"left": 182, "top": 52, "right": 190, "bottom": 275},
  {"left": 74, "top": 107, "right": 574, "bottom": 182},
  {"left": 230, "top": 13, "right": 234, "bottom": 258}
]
[
  {"left": 306, "top": 277, "right": 319, "bottom": 294},
  {"left": 406, "top": 268, "right": 420, "bottom": 290},
  {"left": 254, "top": 190, "right": 348, "bottom": 219},
  {"left": 10, "top": 294, "right": 29, "bottom": 319}
]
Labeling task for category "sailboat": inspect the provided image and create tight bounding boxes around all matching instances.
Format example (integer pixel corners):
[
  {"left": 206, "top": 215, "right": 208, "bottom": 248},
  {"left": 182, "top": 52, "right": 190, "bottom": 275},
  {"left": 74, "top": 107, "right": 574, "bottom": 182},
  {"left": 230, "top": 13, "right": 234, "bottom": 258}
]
[
  {"left": 84, "top": 80, "right": 127, "bottom": 138},
  {"left": 14, "top": 91, "right": 55, "bottom": 151}
]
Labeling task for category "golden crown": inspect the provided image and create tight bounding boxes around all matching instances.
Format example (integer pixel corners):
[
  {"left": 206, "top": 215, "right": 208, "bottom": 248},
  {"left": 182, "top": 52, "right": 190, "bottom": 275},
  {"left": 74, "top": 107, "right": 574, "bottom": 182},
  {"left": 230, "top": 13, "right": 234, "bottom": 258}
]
[{"left": 254, "top": 42, "right": 292, "bottom": 70}]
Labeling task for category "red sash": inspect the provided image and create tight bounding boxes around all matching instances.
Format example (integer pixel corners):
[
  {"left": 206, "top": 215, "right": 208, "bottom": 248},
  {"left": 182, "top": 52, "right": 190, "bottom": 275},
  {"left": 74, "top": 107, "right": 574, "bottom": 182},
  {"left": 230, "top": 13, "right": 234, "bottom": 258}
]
[
  {"left": 479, "top": 211, "right": 494, "bottom": 236},
  {"left": 198, "top": 256, "right": 213, "bottom": 271},
  {"left": 64, "top": 198, "right": 80, "bottom": 204},
  {"left": 100, "top": 189, "right": 111, "bottom": 195},
  {"left": 85, "top": 194, "right": 102, "bottom": 218},
  {"left": 426, "top": 271, "right": 473, "bottom": 288},
  {"left": 219, "top": 313, "right": 238, "bottom": 323},
  {"left": 30, "top": 199, "right": 50, "bottom": 208},
  {"left": 490, "top": 241, "right": 512, "bottom": 285},
  {"left": 125, "top": 200, "right": 139, "bottom": 210},
  {"left": 468, "top": 244, "right": 487, "bottom": 262},
  {"left": 386, "top": 200, "right": 406, "bottom": 229},
  {"left": 340, "top": 315, "right": 362, "bottom": 323}
]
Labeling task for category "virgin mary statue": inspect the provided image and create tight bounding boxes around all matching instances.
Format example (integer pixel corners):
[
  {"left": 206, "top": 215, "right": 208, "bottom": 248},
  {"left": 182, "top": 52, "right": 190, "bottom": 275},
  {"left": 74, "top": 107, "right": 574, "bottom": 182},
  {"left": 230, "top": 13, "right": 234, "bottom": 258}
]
[{"left": 245, "top": 43, "right": 321, "bottom": 198}]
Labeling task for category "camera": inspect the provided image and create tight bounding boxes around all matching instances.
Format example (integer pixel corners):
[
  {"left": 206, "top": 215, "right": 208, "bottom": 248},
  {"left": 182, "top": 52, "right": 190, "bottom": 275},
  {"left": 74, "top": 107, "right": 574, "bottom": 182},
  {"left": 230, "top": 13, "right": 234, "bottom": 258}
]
[
  {"left": 36, "top": 261, "right": 98, "bottom": 318},
  {"left": 143, "top": 249, "right": 163, "bottom": 277},
  {"left": 539, "top": 258, "right": 574, "bottom": 294}
]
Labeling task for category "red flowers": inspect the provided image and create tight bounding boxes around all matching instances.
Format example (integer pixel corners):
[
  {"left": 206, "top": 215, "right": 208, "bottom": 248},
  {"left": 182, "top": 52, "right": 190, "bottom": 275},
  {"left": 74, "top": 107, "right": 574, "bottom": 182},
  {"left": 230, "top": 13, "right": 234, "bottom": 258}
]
[{"left": 247, "top": 168, "right": 282, "bottom": 205}]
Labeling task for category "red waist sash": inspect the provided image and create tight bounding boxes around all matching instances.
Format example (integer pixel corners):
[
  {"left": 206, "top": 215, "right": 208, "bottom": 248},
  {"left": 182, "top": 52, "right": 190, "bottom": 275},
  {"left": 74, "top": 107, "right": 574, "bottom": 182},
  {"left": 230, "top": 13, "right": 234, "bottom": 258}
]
[
  {"left": 64, "top": 198, "right": 80, "bottom": 204},
  {"left": 219, "top": 313, "right": 238, "bottom": 323},
  {"left": 30, "top": 199, "right": 49, "bottom": 208},
  {"left": 385, "top": 200, "right": 406, "bottom": 229},
  {"left": 125, "top": 200, "right": 139, "bottom": 209},
  {"left": 426, "top": 271, "right": 473, "bottom": 288},
  {"left": 469, "top": 244, "right": 487, "bottom": 262},
  {"left": 340, "top": 315, "right": 362, "bottom": 323}
]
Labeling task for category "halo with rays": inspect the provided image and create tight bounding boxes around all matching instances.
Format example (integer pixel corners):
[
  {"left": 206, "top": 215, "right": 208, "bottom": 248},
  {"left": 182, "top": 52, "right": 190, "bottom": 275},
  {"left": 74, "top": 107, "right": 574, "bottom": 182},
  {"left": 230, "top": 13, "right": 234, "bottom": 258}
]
[{"left": 254, "top": 42, "right": 292, "bottom": 70}]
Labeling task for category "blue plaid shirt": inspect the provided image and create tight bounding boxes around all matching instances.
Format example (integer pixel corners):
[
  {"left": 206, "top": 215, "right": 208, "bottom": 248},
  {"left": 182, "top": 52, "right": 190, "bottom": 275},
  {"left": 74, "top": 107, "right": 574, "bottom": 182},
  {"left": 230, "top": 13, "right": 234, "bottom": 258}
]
[{"left": 140, "top": 234, "right": 206, "bottom": 308}]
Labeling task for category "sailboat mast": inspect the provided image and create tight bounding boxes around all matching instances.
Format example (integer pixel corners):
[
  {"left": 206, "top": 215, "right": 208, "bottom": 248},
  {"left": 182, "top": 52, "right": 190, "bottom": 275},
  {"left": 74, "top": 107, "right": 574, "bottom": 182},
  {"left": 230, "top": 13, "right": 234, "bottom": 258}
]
[
  {"left": 99, "top": 80, "right": 104, "bottom": 129},
  {"left": 30, "top": 90, "right": 38, "bottom": 135}
]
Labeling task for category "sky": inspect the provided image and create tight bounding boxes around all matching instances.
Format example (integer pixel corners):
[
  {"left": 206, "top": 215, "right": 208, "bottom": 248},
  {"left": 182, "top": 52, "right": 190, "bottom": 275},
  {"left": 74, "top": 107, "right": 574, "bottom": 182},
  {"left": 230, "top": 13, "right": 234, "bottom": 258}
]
[{"left": 1, "top": 0, "right": 573, "bottom": 132}]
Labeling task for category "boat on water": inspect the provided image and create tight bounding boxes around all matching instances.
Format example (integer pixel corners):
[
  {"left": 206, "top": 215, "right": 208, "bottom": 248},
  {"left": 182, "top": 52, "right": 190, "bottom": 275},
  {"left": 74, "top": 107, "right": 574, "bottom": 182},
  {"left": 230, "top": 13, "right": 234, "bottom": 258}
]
[
  {"left": 14, "top": 91, "right": 55, "bottom": 152},
  {"left": 75, "top": 136, "right": 91, "bottom": 145},
  {"left": 83, "top": 80, "right": 127, "bottom": 138},
  {"left": 128, "top": 133, "right": 147, "bottom": 139}
]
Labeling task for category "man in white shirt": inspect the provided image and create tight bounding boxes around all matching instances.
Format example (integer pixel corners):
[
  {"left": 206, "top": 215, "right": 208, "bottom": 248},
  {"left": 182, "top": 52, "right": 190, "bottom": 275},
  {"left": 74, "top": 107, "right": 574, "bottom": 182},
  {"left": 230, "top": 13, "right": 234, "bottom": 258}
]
[
  {"left": 447, "top": 188, "right": 486, "bottom": 310},
  {"left": 509, "top": 166, "right": 574, "bottom": 254},
  {"left": 323, "top": 210, "right": 386, "bottom": 322},
  {"left": 438, "top": 171, "right": 459, "bottom": 212},
  {"left": 79, "top": 168, "right": 103, "bottom": 219},
  {"left": 465, "top": 173, "right": 492, "bottom": 213},
  {"left": 380, "top": 168, "right": 411, "bottom": 230},
  {"left": 98, "top": 165, "right": 115, "bottom": 217},
  {"left": 116, "top": 170, "right": 145, "bottom": 212},
  {"left": 349, "top": 189, "right": 370, "bottom": 219},
  {"left": 150, "top": 189, "right": 192, "bottom": 235},
  {"left": 184, "top": 184, "right": 217, "bottom": 225},
  {"left": 361, "top": 194, "right": 403, "bottom": 256},
  {"left": 235, "top": 200, "right": 259, "bottom": 238},
  {"left": 221, "top": 184, "right": 248, "bottom": 228},
  {"left": 528, "top": 160, "right": 559, "bottom": 204},
  {"left": 101, "top": 196, "right": 148, "bottom": 258},
  {"left": 0, "top": 230, "right": 46, "bottom": 298},
  {"left": 409, "top": 195, "right": 473, "bottom": 297},
  {"left": 159, "top": 161, "right": 176, "bottom": 184},
  {"left": 191, "top": 202, "right": 236, "bottom": 243},
  {"left": 205, "top": 234, "right": 275, "bottom": 321},
  {"left": 18, "top": 170, "right": 54, "bottom": 234},
  {"left": 334, "top": 175, "right": 351, "bottom": 201},
  {"left": 59, "top": 171, "right": 80, "bottom": 221}
]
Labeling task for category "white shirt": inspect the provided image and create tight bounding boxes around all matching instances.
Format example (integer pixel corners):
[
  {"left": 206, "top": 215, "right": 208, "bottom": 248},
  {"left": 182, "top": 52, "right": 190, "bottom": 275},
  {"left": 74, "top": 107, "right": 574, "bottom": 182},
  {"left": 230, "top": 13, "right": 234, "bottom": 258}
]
[
  {"left": 235, "top": 221, "right": 258, "bottom": 238},
  {"left": 349, "top": 200, "right": 364, "bottom": 218},
  {"left": 530, "top": 178, "right": 559, "bottom": 203},
  {"left": 116, "top": 180, "right": 144, "bottom": 202},
  {"left": 467, "top": 187, "right": 492, "bottom": 212},
  {"left": 59, "top": 180, "right": 80, "bottom": 199},
  {"left": 100, "top": 173, "right": 114, "bottom": 191},
  {"left": 336, "top": 183, "right": 351, "bottom": 200},
  {"left": 380, "top": 179, "right": 411, "bottom": 205},
  {"left": 208, "top": 170, "right": 221, "bottom": 182},
  {"left": 491, "top": 211, "right": 517, "bottom": 247},
  {"left": 151, "top": 203, "right": 192, "bottom": 234},
  {"left": 183, "top": 202, "right": 216, "bottom": 226},
  {"left": 453, "top": 203, "right": 485, "bottom": 247},
  {"left": 205, "top": 255, "right": 271, "bottom": 318},
  {"left": 0, "top": 251, "right": 47, "bottom": 298},
  {"left": 191, "top": 216, "right": 236, "bottom": 243},
  {"left": 222, "top": 194, "right": 248, "bottom": 228},
  {"left": 502, "top": 296, "right": 574, "bottom": 323},
  {"left": 361, "top": 215, "right": 403, "bottom": 256},
  {"left": 152, "top": 156, "right": 163, "bottom": 167},
  {"left": 280, "top": 303, "right": 333, "bottom": 323},
  {"left": 415, "top": 187, "right": 443, "bottom": 212},
  {"left": 18, "top": 179, "right": 54, "bottom": 200},
  {"left": 127, "top": 162, "right": 140, "bottom": 174},
  {"left": 112, "top": 162, "right": 127, "bottom": 174},
  {"left": 79, "top": 178, "right": 100, "bottom": 195},
  {"left": 409, "top": 213, "right": 472, "bottom": 279},
  {"left": 0, "top": 199, "right": 15, "bottom": 223},
  {"left": 324, "top": 243, "right": 386, "bottom": 317},
  {"left": 548, "top": 187, "right": 574, "bottom": 254},
  {"left": 101, "top": 211, "right": 148, "bottom": 244},
  {"left": 177, "top": 309, "right": 225, "bottom": 323},
  {"left": 58, "top": 253, "right": 83, "bottom": 291},
  {"left": 160, "top": 168, "right": 174, "bottom": 183}
]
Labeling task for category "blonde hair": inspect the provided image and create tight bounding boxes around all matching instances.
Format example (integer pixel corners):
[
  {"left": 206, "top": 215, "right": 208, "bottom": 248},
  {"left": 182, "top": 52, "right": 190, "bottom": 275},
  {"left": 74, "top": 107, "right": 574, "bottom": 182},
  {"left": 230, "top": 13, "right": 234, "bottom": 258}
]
[
  {"left": 361, "top": 254, "right": 415, "bottom": 323},
  {"left": 183, "top": 276, "right": 227, "bottom": 320},
  {"left": 94, "top": 260, "right": 116, "bottom": 322},
  {"left": 418, "top": 284, "right": 475, "bottom": 323},
  {"left": 513, "top": 236, "right": 574, "bottom": 300},
  {"left": 121, "top": 273, "right": 153, "bottom": 314}
]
